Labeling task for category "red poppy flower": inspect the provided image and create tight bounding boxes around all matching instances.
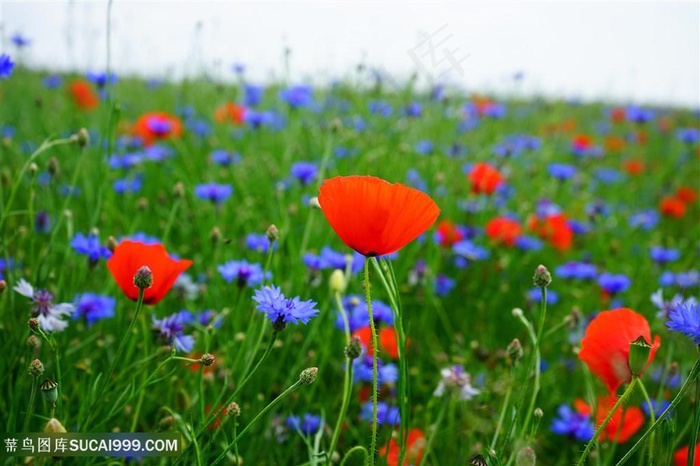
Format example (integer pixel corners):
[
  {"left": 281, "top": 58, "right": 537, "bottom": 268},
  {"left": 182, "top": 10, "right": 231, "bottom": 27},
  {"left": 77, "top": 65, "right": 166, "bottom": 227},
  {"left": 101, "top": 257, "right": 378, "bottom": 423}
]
[
  {"left": 351, "top": 326, "right": 402, "bottom": 359},
  {"left": 214, "top": 102, "right": 246, "bottom": 125},
  {"left": 318, "top": 176, "right": 440, "bottom": 257},
  {"left": 622, "top": 159, "right": 645, "bottom": 176},
  {"left": 485, "top": 217, "right": 522, "bottom": 246},
  {"left": 675, "top": 186, "right": 698, "bottom": 204},
  {"left": 107, "top": 240, "right": 193, "bottom": 305},
  {"left": 133, "top": 112, "right": 183, "bottom": 146},
  {"left": 382, "top": 428, "right": 426, "bottom": 466},
  {"left": 69, "top": 80, "right": 99, "bottom": 111},
  {"left": 468, "top": 162, "right": 503, "bottom": 195},
  {"left": 578, "top": 308, "right": 660, "bottom": 394},
  {"left": 572, "top": 134, "right": 593, "bottom": 152},
  {"left": 527, "top": 213, "right": 573, "bottom": 251},
  {"left": 674, "top": 444, "right": 700, "bottom": 466},
  {"left": 435, "top": 220, "right": 464, "bottom": 248},
  {"left": 660, "top": 197, "right": 687, "bottom": 218},
  {"left": 574, "top": 395, "right": 644, "bottom": 443}
]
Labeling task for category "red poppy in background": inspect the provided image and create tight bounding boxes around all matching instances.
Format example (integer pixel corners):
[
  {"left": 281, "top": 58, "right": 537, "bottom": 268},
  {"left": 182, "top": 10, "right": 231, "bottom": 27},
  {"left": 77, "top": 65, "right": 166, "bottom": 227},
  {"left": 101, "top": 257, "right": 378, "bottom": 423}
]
[
  {"left": 351, "top": 326, "right": 402, "bottom": 359},
  {"left": 318, "top": 176, "right": 440, "bottom": 257},
  {"left": 527, "top": 213, "right": 573, "bottom": 251},
  {"left": 69, "top": 79, "right": 99, "bottom": 111},
  {"left": 133, "top": 111, "right": 183, "bottom": 146},
  {"left": 675, "top": 186, "right": 698, "bottom": 204},
  {"left": 574, "top": 395, "right": 644, "bottom": 443},
  {"left": 660, "top": 197, "right": 687, "bottom": 218},
  {"left": 382, "top": 428, "right": 426, "bottom": 466},
  {"left": 578, "top": 308, "right": 660, "bottom": 394},
  {"left": 572, "top": 134, "right": 594, "bottom": 152},
  {"left": 621, "top": 159, "right": 645, "bottom": 176},
  {"left": 485, "top": 217, "right": 522, "bottom": 246},
  {"left": 435, "top": 220, "right": 464, "bottom": 248},
  {"left": 214, "top": 102, "right": 246, "bottom": 125},
  {"left": 674, "top": 444, "right": 700, "bottom": 466},
  {"left": 610, "top": 107, "right": 626, "bottom": 123},
  {"left": 107, "top": 240, "right": 193, "bottom": 305},
  {"left": 468, "top": 162, "right": 503, "bottom": 195}
]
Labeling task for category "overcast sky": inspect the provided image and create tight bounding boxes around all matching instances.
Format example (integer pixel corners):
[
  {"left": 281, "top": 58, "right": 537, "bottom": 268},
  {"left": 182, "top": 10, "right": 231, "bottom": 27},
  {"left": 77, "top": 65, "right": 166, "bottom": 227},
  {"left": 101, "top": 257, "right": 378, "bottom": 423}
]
[{"left": 2, "top": 1, "right": 699, "bottom": 107}]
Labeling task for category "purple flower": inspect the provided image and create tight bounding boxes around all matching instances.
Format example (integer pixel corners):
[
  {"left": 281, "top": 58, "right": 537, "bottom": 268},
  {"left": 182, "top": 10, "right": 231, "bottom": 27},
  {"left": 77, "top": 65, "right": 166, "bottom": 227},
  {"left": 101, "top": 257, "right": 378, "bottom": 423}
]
[
  {"left": 286, "top": 414, "right": 322, "bottom": 435},
  {"left": 210, "top": 149, "right": 240, "bottom": 166},
  {"left": 243, "top": 110, "right": 275, "bottom": 128},
  {"left": 598, "top": 273, "right": 631, "bottom": 294},
  {"left": 42, "top": 75, "right": 62, "bottom": 89},
  {"left": 218, "top": 260, "right": 269, "bottom": 288},
  {"left": 434, "top": 275, "right": 455, "bottom": 297},
  {"left": 650, "top": 289, "right": 689, "bottom": 319},
  {"left": 245, "top": 233, "right": 276, "bottom": 254},
  {"left": 335, "top": 295, "right": 393, "bottom": 332},
  {"left": 415, "top": 140, "right": 434, "bottom": 154},
  {"left": 0, "top": 54, "right": 15, "bottom": 80},
  {"left": 0, "top": 258, "right": 14, "bottom": 280},
  {"left": 244, "top": 84, "right": 265, "bottom": 107},
  {"left": 667, "top": 300, "right": 700, "bottom": 344},
  {"left": 402, "top": 102, "right": 422, "bottom": 118},
  {"left": 676, "top": 270, "right": 700, "bottom": 288},
  {"left": 252, "top": 285, "right": 318, "bottom": 329},
  {"left": 555, "top": 261, "right": 597, "bottom": 280},
  {"left": 290, "top": 162, "right": 318, "bottom": 186},
  {"left": 548, "top": 163, "right": 577, "bottom": 180},
  {"left": 35, "top": 211, "right": 51, "bottom": 233},
  {"left": 86, "top": 71, "right": 118, "bottom": 88},
  {"left": 550, "top": 404, "right": 594, "bottom": 441},
  {"left": 368, "top": 100, "right": 393, "bottom": 118},
  {"left": 452, "top": 240, "right": 490, "bottom": 262},
  {"left": 527, "top": 287, "right": 558, "bottom": 305},
  {"left": 650, "top": 246, "right": 680, "bottom": 264},
  {"left": 279, "top": 85, "right": 313, "bottom": 108},
  {"left": 626, "top": 105, "right": 654, "bottom": 123},
  {"left": 642, "top": 398, "right": 671, "bottom": 418},
  {"left": 594, "top": 168, "right": 624, "bottom": 184},
  {"left": 113, "top": 177, "right": 143, "bottom": 194},
  {"left": 676, "top": 127, "right": 700, "bottom": 144},
  {"left": 74, "top": 293, "right": 116, "bottom": 325},
  {"left": 70, "top": 233, "right": 112, "bottom": 262},
  {"left": 629, "top": 209, "right": 659, "bottom": 230},
  {"left": 11, "top": 33, "right": 31, "bottom": 47},
  {"left": 515, "top": 236, "right": 543, "bottom": 251},
  {"left": 152, "top": 312, "right": 195, "bottom": 353},
  {"left": 14, "top": 279, "right": 74, "bottom": 332},
  {"left": 194, "top": 183, "right": 233, "bottom": 204}
]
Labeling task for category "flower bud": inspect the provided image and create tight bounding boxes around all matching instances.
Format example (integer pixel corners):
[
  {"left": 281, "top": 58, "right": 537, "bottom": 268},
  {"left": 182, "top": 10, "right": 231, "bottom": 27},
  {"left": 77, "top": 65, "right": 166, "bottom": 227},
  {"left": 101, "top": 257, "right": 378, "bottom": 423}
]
[
  {"left": 133, "top": 265, "right": 153, "bottom": 290},
  {"left": 515, "top": 446, "right": 536, "bottom": 466},
  {"left": 628, "top": 335, "right": 652, "bottom": 376},
  {"left": 27, "top": 335, "right": 40, "bottom": 348},
  {"left": 48, "top": 156, "right": 60, "bottom": 177},
  {"left": 534, "top": 407, "right": 543, "bottom": 419},
  {"left": 28, "top": 318, "right": 40, "bottom": 330},
  {"left": 200, "top": 353, "right": 215, "bottom": 367},
  {"left": 0, "top": 279, "right": 6, "bottom": 293},
  {"left": 210, "top": 226, "right": 222, "bottom": 244},
  {"left": 506, "top": 338, "right": 523, "bottom": 364},
  {"left": 75, "top": 128, "right": 90, "bottom": 148},
  {"left": 158, "top": 415, "right": 174, "bottom": 430},
  {"left": 227, "top": 402, "right": 241, "bottom": 417},
  {"left": 28, "top": 359, "right": 45, "bottom": 378},
  {"left": 299, "top": 367, "right": 318, "bottom": 385},
  {"left": 44, "top": 418, "right": 67, "bottom": 433},
  {"left": 266, "top": 224, "right": 279, "bottom": 243},
  {"left": 512, "top": 308, "right": 524, "bottom": 318},
  {"left": 173, "top": 181, "right": 185, "bottom": 198},
  {"left": 330, "top": 269, "right": 346, "bottom": 294},
  {"left": 344, "top": 336, "right": 362, "bottom": 360},
  {"left": 40, "top": 378, "right": 59, "bottom": 403},
  {"left": 29, "top": 163, "right": 38, "bottom": 176},
  {"left": 533, "top": 264, "right": 552, "bottom": 288},
  {"left": 107, "top": 236, "right": 118, "bottom": 252}
]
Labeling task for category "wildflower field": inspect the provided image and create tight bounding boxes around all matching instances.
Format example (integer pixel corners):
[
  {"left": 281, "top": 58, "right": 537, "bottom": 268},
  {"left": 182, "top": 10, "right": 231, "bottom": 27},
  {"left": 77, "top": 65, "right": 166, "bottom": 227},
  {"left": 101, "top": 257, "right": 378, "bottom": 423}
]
[{"left": 1, "top": 57, "right": 699, "bottom": 466}]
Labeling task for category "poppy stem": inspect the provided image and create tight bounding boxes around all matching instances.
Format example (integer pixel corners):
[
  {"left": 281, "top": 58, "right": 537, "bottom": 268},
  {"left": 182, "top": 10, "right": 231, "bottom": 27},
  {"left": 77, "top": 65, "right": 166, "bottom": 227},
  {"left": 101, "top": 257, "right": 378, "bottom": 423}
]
[
  {"left": 614, "top": 356, "right": 700, "bottom": 465},
  {"left": 635, "top": 378, "right": 655, "bottom": 463},
  {"left": 689, "top": 373, "right": 700, "bottom": 466},
  {"left": 577, "top": 377, "right": 638, "bottom": 466},
  {"left": 364, "top": 257, "right": 379, "bottom": 466},
  {"left": 328, "top": 291, "right": 354, "bottom": 461}
]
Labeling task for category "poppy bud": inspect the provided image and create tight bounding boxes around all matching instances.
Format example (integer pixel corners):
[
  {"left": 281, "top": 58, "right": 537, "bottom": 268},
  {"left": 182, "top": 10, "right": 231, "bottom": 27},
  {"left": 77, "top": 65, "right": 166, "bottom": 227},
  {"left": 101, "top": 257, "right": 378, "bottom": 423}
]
[
  {"left": 40, "top": 378, "right": 59, "bottom": 403},
  {"left": 74, "top": 128, "right": 90, "bottom": 147},
  {"left": 299, "top": 367, "right": 318, "bottom": 385},
  {"left": 44, "top": 418, "right": 67, "bottom": 433},
  {"left": 330, "top": 269, "right": 346, "bottom": 294},
  {"left": 29, "top": 163, "right": 38, "bottom": 176},
  {"left": 308, "top": 197, "right": 321, "bottom": 209},
  {"left": 173, "top": 181, "right": 185, "bottom": 198},
  {"left": 534, "top": 407, "right": 543, "bottom": 419},
  {"left": 158, "top": 415, "right": 174, "bottom": 430},
  {"left": 210, "top": 226, "right": 222, "bottom": 244},
  {"left": 628, "top": 335, "right": 652, "bottom": 376},
  {"left": 28, "top": 359, "right": 44, "bottom": 378},
  {"left": 107, "top": 236, "right": 118, "bottom": 252},
  {"left": 133, "top": 265, "right": 153, "bottom": 290},
  {"left": 468, "top": 454, "right": 488, "bottom": 466},
  {"left": 533, "top": 264, "right": 552, "bottom": 287}
]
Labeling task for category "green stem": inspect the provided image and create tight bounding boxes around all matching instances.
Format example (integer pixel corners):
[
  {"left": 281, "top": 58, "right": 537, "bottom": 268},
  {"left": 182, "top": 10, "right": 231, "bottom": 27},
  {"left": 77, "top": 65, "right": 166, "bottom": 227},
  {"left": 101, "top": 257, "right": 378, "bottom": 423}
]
[
  {"left": 328, "top": 292, "right": 354, "bottom": 462},
  {"left": 577, "top": 377, "right": 639, "bottom": 466},
  {"left": 129, "top": 312, "right": 152, "bottom": 431},
  {"left": 364, "top": 257, "right": 379, "bottom": 466},
  {"left": 232, "top": 417, "right": 240, "bottom": 465},
  {"left": 23, "top": 378, "right": 38, "bottom": 432},
  {"left": 210, "top": 380, "right": 304, "bottom": 466},
  {"left": 615, "top": 357, "right": 700, "bottom": 466},
  {"left": 636, "top": 379, "right": 655, "bottom": 464},
  {"left": 490, "top": 364, "right": 515, "bottom": 452},
  {"left": 422, "top": 398, "right": 449, "bottom": 463},
  {"left": 519, "top": 287, "right": 548, "bottom": 440},
  {"left": 689, "top": 374, "right": 700, "bottom": 466}
]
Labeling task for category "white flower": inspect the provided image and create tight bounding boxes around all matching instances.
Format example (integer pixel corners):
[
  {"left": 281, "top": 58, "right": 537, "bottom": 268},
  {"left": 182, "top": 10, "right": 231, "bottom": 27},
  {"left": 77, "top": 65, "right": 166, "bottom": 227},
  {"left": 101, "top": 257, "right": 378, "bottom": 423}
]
[
  {"left": 433, "top": 365, "right": 481, "bottom": 400},
  {"left": 13, "top": 278, "right": 74, "bottom": 332}
]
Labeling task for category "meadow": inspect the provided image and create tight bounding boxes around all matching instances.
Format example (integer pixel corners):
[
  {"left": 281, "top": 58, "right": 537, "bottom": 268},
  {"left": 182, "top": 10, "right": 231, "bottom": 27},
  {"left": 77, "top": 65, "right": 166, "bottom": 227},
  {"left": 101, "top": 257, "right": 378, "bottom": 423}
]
[{"left": 0, "top": 59, "right": 699, "bottom": 466}]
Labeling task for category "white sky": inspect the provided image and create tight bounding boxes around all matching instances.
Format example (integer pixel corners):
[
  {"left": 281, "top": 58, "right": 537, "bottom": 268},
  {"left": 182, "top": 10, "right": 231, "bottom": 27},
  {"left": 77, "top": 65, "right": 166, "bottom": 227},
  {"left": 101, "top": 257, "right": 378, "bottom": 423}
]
[{"left": 2, "top": 1, "right": 699, "bottom": 107}]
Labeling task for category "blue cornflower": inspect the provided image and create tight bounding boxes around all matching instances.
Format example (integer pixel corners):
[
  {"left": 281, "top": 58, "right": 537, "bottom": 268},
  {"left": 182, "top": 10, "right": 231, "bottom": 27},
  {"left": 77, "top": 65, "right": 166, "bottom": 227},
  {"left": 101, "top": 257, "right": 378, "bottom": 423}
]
[
  {"left": 14, "top": 279, "right": 74, "bottom": 332},
  {"left": 86, "top": 71, "right": 118, "bottom": 88},
  {"left": 113, "top": 177, "right": 143, "bottom": 194},
  {"left": 676, "top": 270, "right": 699, "bottom": 288},
  {"left": 194, "top": 183, "right": 233, "bottom": 204},
  {"left": 626, "top": 105, "right": 654, "bottom": 123},
  {"left": 550, "top": 404, "right": 594, "bottom": 441},
  {"left": 452, "top": 240, "right": 490, "bottom": 262},
  {"left": 336, "top": 296, "right": 393, "bottom": 332},
  {"left": 279, "top": 85, "right": 313, "bottom": 108},
  {"left": 555, "top": 261, "right": 597, "bottom": 280},
  {"left": 109, "top": 152, "right": 143, "bottom": 170},
  {"left": 642, "top": 398, "right": 671, "bottom": 418},
  {"left": 667, "top": 301, "right": 700, "bottom": 344},
  {"left": 73, "top": 293, "right": 116, "bottom": 325},
  {"left": 252, "top": 285, "right": 318, "bottom": 330},
  {"left": 368, "top": 100, "right": 393, "bottom": 118},
  {"left": 434, "top": 275, "right": 455, "bottom": 297},
  {"left": 187, "top": 118, "right": 212, "bottom": 138},
  {"left": 35, "top": 211, "right": 51, "bottom": 233},
  {"left": 244, "top": 83, "right": 265, "bottom": 107},
  {"left": 70, "top": 233, "right": 112, "bottom": 262},
  {"left": 245, "top": 233, "right": 276, "bottom": 253},
  {"left": 594, "top": 168, "right": 624, "bottom": 184},
  {"left": 598, "top": 273, "right": 631, "bottom": 294},
  {"left": 11, "top": 33, "right": 31, "bottom": 47},
  {"left": 406, "top": 168, "right": 428, "bottom": 192},
  {"left": 650, "top": 288, "right": 691, "bottom": 319},
  {"left": 433, "top": 365, "right": 481, "bottom": 400},
  {"left": 210, "top": 149, "right": 241, "bottom": 166},
  {"left": 402, "top": 102, "right": 422, "bottom": 118},
  {"left": 629, "top": 209, "right": 659, "bottom": 230},
  {"left": 290, "top": 162, "right": 318, "bottom": 186},
  {"left": 650, "top": 246, "right": 680, "bottom": 264},
  {"left": 152, "top": 312, "right": 195, "bottom": 353},
  {"left": 360, "top": 401, "right": 400, "bottom": 425},
  {"left": 659, "top": 271, "right": 676, "bottom": 287},
  {"left": 515, "top": 235, "right": 544, "bottom": 251},
  {"left": 548, "top": 163, "right": 577, "bottom": 180},
  {"left": 286, "top": 414, "right": 322, "bottom": 436},
  {"left": 0, "top": 258, "right": 14, "bottom": 280},
  {"left": 143, "top": 145, "right": 173, "bottom": 162},
  {"left": 243, "top": 109, "right": 275, "bottom": 128},
  {"left": 676, "top": 127, "right": 700, "bottom": 144},
  {"left": 415, "top": 140, "right": 434, "bottom": 155},
  {"left": 528, "top": 287, "right": 559, "bottom": 305},
  {"left": 218, "top": 260, "right": 269, "bottom": 288},
  {"left": 42, "top": 75, "right": 62, "bottom": 89},
  {"left": 0, "top": 54, "right": 15, "bottom": 80}
]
